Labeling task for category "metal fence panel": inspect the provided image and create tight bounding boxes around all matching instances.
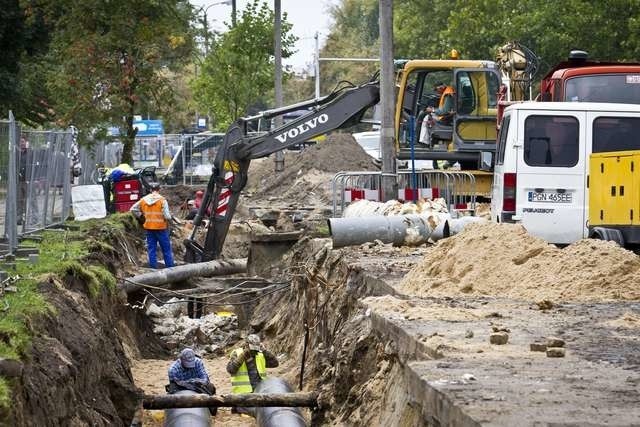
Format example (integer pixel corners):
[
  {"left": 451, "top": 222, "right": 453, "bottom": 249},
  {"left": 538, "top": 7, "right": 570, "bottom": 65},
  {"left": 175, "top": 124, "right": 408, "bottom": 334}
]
[{"left": 18, "top": 129, "right": 73, "bottom": 233}]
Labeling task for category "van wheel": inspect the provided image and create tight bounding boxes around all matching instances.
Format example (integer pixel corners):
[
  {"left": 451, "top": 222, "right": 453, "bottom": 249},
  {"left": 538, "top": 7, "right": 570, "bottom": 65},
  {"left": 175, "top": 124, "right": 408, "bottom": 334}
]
[{"left": 590, "top": 227, "right": 625, "bottom": 247}]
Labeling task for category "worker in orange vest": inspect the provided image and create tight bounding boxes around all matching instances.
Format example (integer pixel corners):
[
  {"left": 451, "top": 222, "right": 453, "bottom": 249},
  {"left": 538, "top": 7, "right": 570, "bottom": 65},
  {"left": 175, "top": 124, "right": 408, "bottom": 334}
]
[
  {"left": 130, "top": 182, "right": 175, "bottom": 268},
  {"left": 426, "top": 82, "right": 455, "bottom": 125}
]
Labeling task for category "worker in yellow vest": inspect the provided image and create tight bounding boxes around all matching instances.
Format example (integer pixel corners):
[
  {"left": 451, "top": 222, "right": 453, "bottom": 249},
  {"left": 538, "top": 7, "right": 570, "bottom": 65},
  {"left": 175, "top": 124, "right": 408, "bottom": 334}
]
[
  {"left": 226, "top": 334, "right": 279, "bottom": 414},
  {"left": 130, "top": 182, "right": 175, "bottom": 268}
]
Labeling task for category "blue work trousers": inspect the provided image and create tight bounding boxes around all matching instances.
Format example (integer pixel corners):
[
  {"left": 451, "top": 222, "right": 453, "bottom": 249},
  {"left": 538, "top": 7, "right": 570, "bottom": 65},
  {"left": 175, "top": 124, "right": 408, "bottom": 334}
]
[{"left": 145, "top": 229, "right": 175, "bottom": 268}]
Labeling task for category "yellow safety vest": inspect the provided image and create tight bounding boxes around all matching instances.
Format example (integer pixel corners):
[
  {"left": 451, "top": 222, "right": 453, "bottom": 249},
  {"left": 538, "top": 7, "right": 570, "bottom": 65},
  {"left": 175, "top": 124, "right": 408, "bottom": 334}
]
[
  {"left": 140, "top": 196, "right": 168, "bottom": 230},
  {"left": 230, "top": 348, "right": 267, "bottom": 393}
]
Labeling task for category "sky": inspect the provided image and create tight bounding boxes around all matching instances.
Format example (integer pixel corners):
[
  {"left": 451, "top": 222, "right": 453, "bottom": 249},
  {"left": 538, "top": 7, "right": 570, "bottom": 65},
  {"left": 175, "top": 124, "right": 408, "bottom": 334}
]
[{"left": 190, "top": 0, "right": 341, "bottom": 72}]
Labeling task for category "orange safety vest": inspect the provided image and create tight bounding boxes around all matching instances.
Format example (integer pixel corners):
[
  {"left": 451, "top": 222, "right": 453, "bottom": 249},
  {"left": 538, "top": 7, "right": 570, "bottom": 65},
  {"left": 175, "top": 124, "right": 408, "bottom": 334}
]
[
  {"left": 438, "top": 86, "right": 455, "bottom": 111},
  {"left": 140, "top": 196, "right": 168, "bottom": 230}
]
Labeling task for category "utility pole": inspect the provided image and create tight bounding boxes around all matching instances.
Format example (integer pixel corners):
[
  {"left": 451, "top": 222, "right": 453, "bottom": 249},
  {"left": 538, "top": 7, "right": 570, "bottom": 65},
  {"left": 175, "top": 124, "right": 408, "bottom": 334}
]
[
  {"left": 314, "top": 32, "right": 320, "bottom": 99},
  {"left": 379, "top": 0, "right": 396, "bottom": 201},
  {"left": 231, "top": 0, "right": 237, "bottom": 26},
  {"left": 273, "top": 0, "right": 284, "bottom": 171}
]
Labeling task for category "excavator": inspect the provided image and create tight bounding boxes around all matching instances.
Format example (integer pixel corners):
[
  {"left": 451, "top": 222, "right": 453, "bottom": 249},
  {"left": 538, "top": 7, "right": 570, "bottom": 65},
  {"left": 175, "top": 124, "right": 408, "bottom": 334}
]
[
  {"left": 185, "top": 49, "right": 533, "bottom": 262},
  {"left": 184, "top": 76, "right": 381, "bottom": 262}
]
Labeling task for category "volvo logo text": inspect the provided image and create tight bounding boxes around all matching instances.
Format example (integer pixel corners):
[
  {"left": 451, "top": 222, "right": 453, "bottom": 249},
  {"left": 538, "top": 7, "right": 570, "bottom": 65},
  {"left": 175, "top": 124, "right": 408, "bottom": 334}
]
[{"left": 275, "top": 114, "right": 329, "bottom": 143}]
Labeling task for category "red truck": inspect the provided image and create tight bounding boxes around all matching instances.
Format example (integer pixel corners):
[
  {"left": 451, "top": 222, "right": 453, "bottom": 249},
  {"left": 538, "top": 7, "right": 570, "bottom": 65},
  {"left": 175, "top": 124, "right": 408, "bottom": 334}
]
[
  {"left": 538, "top": 49, "right": 640, "bottom": 103},
  {"left": 496, "top": 44, "right": 640, "bottom": 124}
]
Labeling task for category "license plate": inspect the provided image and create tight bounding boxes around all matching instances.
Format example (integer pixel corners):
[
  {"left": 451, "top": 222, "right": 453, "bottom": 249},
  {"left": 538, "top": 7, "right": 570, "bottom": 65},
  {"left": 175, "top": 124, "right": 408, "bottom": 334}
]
[{"left": 528, "top": 191, "right": 572, "bottom": 203}]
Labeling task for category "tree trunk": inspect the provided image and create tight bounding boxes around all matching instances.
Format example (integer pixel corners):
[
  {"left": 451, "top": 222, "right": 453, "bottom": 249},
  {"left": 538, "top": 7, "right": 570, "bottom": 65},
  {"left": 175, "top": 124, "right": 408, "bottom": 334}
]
[
  {"left": 142, "top": 392, "right": 318, "bottom": 409},
  {"left": 121, "top": 113, "right": 136, "bottom": 165}
]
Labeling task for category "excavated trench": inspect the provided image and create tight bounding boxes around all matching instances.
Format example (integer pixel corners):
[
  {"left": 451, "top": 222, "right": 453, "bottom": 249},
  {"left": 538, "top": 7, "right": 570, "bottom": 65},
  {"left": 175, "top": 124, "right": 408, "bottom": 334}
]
[{"left": 9, "top": 214, "right": 640, "bottom": 426}]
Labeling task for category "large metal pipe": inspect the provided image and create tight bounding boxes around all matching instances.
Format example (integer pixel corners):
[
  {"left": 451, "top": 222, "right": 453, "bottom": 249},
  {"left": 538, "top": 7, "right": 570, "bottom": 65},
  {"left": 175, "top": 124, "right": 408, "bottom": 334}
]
[
  {"left": 254, "top": 378, "right": 307, "bottom": 427},
  {"left": 120, "top": 258, "right": 247, "bottom": 294},
  {"left": 448, "top": 216, "right": 487, "bottom": 235},
  {"left": 163, "top": 390, "right": 211, "bottom": 427},
  {"left": 328, "top": 213, "right": 450, "bottom": 248}
]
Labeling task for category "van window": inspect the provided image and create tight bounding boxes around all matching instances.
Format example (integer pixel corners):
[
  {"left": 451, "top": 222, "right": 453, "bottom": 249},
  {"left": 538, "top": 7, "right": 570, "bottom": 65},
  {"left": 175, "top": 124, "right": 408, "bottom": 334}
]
[
  {"left": 593, "top": 117, "right": 640, "bottom": 152},
  {"left": 524, "top": 115, "right": 579, "bottom": 167},
  {"left": 496, "top": 114, "right": 511, "bottom": 165}
]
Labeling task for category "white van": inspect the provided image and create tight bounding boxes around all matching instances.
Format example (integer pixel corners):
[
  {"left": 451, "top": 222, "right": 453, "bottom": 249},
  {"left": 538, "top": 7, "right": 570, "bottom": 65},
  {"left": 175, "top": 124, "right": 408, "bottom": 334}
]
[{"left": 491, "top": 102, "right": 640, "bottom": 244}]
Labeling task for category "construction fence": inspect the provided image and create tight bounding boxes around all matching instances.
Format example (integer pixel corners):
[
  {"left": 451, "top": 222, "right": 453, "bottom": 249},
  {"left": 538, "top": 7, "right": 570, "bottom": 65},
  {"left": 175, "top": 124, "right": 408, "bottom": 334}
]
[
  {"left": 332, "top": 170, "right": 478, "bottom": 217},
  {"left": 0, "top": 112, "right": 74, "bottom": 255},
  {"left": 78, "top": 132, "right": 222, "bottom": 187}
]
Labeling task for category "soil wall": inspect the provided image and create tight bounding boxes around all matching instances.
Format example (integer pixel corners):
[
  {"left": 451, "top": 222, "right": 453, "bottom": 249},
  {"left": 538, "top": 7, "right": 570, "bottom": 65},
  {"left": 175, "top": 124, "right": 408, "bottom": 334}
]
[
  {"left": 5, "top": 222, "right": 165, "bottom": 427},
  {"left": 249, "top": 237, "right": 430, "bottom": 426}
]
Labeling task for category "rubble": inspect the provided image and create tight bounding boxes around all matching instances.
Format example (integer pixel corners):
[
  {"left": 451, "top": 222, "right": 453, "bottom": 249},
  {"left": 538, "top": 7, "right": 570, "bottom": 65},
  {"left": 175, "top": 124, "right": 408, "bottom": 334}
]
[{"left": 146, "top": 299, "right": 239, "bottom": 355}]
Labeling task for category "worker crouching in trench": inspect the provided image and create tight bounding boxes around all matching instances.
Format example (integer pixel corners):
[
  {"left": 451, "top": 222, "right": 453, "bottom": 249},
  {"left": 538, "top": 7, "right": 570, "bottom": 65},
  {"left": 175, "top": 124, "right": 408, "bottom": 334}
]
[
  {"left": 227, "top": 334, "right": 279, "bottom": 416},
  {"left": 166, "top": 348, "right": 217, "bottom": 415}
]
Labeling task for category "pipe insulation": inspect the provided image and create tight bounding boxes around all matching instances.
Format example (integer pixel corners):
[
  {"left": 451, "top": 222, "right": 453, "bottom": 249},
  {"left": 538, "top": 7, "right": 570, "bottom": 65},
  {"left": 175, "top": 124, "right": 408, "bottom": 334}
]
[
  {"left": 328, "top": 213, "right": 450, "bottom": 248},
  {"left": 163, "top": 390, "right": 211, "bottom": 427},
  {"left": 254, "top": 378, "right": 307, "bottom": 427}
]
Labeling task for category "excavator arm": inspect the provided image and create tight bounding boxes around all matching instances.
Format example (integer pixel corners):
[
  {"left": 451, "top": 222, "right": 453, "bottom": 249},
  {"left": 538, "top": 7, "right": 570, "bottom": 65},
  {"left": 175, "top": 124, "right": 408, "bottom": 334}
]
[{"left": 184, "top": 79, "right": 380, "bottom": 262}]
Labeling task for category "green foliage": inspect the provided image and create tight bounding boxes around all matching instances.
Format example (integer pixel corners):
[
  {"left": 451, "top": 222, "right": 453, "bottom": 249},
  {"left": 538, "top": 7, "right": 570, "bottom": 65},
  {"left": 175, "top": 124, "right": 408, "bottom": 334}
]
[
  {"left": 0, "top": 279, "right": 50, "bottom": 360},
  {"left": 0, "top": 1, "right": 57, "bottom": 124},
  {"left": 45, "top": 0, "right": 195, "bottom": 161},
  {"left": 321, "top": 0, "right": 640, "bottom": 95},
  {"left": 61, "top": 261, "right": 116, "bottom": 299},
  {"left": 0, "top": 377, "right": 10, "bottom": 411},
  {"left": 192, "top": 0, "right": 298, "bottom": 129},
  {"left": 320, "top": 0, "right": 379, "bottom": 92}
]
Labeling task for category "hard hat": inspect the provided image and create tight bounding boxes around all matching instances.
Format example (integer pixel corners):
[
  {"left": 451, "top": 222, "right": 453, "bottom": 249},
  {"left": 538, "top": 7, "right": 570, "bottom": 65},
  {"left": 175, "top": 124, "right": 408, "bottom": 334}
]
[
  {"left": 450, "top": 49, "right": 459, "bottom": 60},
  {"left": 246, "top": 334, "right": 262, "bottom": 351}
]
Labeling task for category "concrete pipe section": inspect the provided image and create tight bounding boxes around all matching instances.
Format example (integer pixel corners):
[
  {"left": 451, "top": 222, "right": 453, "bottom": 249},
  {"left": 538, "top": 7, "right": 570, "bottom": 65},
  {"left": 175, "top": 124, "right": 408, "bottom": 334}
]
[
  {"left": 328, "top": 213, "right": 450, "bottom": 249},
  {"left": 163, "top": 390, "right": 211, "bottom": 427},
  {"left": 448, "top": 216, "right": 486, "bottom": 235},
  {"left": 254, "top": 378, "right": 307, "bottom": 427}
]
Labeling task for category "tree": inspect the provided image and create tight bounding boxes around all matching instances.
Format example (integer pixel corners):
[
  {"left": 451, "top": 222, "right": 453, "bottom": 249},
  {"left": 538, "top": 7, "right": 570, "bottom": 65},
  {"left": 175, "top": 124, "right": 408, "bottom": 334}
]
[
  {"left": 46, "top": 0, "right": 195, "bottom": 164},
  {"left": 323, "top": 0, "right": 640, "bottom": 93},
  {"left": 320, "top": 0, "right": 379, "bottom": 93},
  {"left": 0, "top": 0, "right": 58, "bottom": 124},
  {"left": 192, "top": 0, "right": 297, "bottom": 130}
]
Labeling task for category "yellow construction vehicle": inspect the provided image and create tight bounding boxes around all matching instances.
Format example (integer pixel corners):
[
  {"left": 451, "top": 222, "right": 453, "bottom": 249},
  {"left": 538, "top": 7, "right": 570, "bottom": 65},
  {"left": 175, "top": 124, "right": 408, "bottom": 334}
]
[{"left": 394, "top": 51, "right": 503, "bottom": 196}]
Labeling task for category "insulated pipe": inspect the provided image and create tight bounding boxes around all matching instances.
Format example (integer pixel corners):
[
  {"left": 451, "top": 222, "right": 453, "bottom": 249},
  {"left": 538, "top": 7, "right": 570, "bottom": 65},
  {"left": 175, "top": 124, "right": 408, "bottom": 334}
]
[
  {"left": 328, "top": 213, "right": 450, "bottom": 248},
  {"left": 120, "top": 258, "right": 247, "bottom": 294},
  {"left": 254, "top": 378, "right": 307, "bottom": 427},
  {"left": 163, "top": 390, "right": 211, "bottom": 427},
  {"left": 448, "top": 216, "right": 487, "bottom": 236}
]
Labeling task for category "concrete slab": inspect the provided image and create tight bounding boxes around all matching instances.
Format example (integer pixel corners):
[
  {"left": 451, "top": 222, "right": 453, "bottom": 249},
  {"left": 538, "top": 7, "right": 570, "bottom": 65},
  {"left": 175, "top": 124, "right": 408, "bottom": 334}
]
[{"left": 362, "top": 292, "right": 640, "bottom": 426}]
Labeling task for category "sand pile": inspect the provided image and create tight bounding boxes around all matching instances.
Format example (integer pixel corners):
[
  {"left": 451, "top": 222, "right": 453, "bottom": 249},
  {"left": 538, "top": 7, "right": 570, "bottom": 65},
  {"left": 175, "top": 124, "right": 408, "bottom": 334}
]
[
  {"left": 400, "top": 222, "right": 640, "bottom": 302},
  {"left": 245, "top": 133, "right": 378, "bottom": 205}
]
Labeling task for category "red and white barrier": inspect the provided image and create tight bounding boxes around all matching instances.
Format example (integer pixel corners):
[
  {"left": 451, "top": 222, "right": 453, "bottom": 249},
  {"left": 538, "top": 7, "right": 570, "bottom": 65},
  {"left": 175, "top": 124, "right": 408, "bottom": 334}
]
[
  {"left": 343, "top": 188, "right": 380, "bottom": 202},
  {"left": 397, "top": 188, "right": 440, "bottom": 202}
]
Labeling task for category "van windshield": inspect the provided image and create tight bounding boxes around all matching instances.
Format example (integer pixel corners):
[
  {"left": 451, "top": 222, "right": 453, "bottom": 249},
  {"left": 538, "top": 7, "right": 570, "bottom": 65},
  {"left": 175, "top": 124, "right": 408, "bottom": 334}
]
[
  {"left": 593, "top": 117, "right": 640, "bottom": 152},
  {"left": 524, "top": 115, "right": 579, "bottom": 167},
  {"left": 565, "top": 74, "right": 640, "bottom": 103}
]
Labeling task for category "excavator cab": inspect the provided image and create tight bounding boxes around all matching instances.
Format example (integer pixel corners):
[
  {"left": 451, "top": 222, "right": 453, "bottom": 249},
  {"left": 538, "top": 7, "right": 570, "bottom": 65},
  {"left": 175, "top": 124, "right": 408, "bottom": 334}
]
[{"left": 395, "top": 60, "right": 500, "bottom": 169}]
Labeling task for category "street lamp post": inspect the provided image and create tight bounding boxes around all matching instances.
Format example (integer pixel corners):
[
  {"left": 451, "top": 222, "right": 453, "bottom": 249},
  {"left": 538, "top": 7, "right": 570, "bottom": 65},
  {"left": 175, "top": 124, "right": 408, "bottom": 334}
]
[
  {"left": 195, "top": 0, "right": 232, "bottom": 130},
  {"left": 199, "top": 0, "right": 232, "bottom": 55}
]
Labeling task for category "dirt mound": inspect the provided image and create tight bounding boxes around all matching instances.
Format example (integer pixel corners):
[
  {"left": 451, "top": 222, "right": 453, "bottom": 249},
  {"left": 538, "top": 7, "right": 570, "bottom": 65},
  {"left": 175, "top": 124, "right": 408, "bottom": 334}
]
[
  {"left": 400, "top": 222, "right": 640, "bottom": 302},
  {"left": 245, "top": 133, "right": 379, "bottom": 205}
]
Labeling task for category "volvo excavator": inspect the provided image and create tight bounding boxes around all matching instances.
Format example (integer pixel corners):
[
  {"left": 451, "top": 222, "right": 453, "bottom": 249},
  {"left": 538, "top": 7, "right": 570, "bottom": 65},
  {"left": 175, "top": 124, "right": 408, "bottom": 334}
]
[
  {"left": 184, "top": 76, "right": 381, "bottom": 262},
  {"left": 184, "top": 47, "right": 545, "bottom": 262}
]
